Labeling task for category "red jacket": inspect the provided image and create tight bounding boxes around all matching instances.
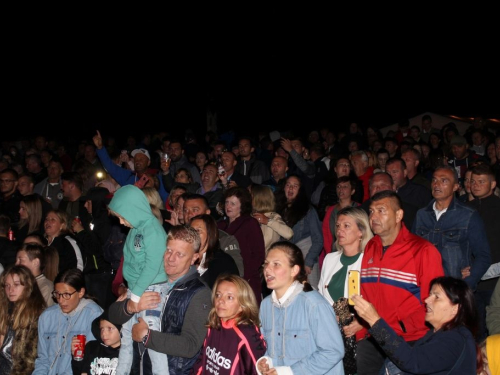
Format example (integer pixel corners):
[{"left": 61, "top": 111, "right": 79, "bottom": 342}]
[
  {"left": 359, "top": 224, "right": 444, "bottom": 342},
  {"left": 358, "top": 166, "right": 374, "bottom": 203}
]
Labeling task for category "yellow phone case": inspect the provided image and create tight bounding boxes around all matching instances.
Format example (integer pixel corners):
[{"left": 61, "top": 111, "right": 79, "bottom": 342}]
[{"left": 348, "top": 270, "right": 360, "bottom": 305}]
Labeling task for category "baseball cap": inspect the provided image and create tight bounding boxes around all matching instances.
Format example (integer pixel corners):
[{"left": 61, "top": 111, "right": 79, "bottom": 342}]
[
  {"left": 131, "top": 148, "right": 151, "bottom": 160},
  {"left": 79, "top": 186, "right": 113, "bottom": 204},
  {"left": 269, "top": 130, "right": 281, "bottom": 142},
  {"left": 449, "top": 135, "right": 467, "bottom": 146}
]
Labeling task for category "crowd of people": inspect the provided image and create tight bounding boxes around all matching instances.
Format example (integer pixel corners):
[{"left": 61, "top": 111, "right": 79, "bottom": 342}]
[{"left": 0, "top": 114, "right": 500, "bottom": 374}]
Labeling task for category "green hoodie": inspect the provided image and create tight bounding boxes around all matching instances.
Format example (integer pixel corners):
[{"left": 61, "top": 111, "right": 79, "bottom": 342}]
[{"left": 108, "top": 185, "right": 167, "bottom": 302}]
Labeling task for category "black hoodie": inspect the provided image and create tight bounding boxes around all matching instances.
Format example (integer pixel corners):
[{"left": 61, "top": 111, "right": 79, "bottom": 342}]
[{"left": 71, "top": 310, "right": 121, "bottom": 374}]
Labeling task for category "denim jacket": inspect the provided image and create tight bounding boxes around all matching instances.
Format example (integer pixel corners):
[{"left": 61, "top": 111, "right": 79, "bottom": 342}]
[
  {"left": 259, "top": 282, "right": 344, "bottom": 374},
  {"left": 291, "top": 207, "right": 323, "bottom": 267},
  {"left": 412, "top": 197, "right": 491, "bottom": 290},
  {"left": 33, "top": 299, "right": 103, "bottom": 375}
]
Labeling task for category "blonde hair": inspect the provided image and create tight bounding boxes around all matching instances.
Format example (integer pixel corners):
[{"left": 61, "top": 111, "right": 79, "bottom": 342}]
[
  {"left": 42, "top": 246, "right": 59, "bottom": 282},
  {"left": 207, "top": 274, "right": 260, "bottom": 329},
  {"left": 251, "top": 184, "right": 276, "bottom": 213},
  {"left": 46, "top": 209, "right": 71, "bottom": 235},
  {"left": 335, "top": 207, "right": 373, "bottom": 253},
  {"left": 18, "top": 195, "right": 43, "bottom": 234},
  {"left": 167, "top": 225, "right": 201, "bottom": 253},
  {"left": 142, "top": 187, "right": 164, "bottom": 224}
]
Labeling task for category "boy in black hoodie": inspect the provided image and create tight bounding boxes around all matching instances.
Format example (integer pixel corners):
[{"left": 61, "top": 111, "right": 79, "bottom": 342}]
[{"left": 72, "top": 309, "right": 121, "bottom": 374}]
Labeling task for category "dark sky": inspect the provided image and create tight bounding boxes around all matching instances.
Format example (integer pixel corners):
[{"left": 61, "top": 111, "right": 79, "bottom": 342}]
[{"left": 6, "top": 65, "right": 500, "bottom": 145}]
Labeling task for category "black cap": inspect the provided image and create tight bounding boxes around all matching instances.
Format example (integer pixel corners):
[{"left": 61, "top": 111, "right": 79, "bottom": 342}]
[{"left": 80, "top": 186, "right": 112, "bottom": 204}]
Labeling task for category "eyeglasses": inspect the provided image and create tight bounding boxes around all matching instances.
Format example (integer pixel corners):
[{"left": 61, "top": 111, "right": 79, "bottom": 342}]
[
  {"left": 52, "top": 290, "right": 78, "bottom": 300},
  {"left": 0, "top": 179, "right": 16, "bottom": 184}
]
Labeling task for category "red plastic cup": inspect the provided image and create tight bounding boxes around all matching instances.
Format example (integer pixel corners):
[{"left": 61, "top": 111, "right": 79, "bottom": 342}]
[{"left": 73, "top": 334, "right": 86, "bottom": 361}]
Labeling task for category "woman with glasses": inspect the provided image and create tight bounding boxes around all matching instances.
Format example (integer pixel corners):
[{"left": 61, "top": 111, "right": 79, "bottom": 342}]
[
  {"left": 0, "top": 265, "right": 46, "bottom": 375},
  {"left": 33, "top": 268, "right": 102, "bottom": 375}
]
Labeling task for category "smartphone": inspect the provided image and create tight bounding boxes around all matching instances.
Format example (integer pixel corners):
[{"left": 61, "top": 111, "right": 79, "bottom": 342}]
[
  {"left": 161, "top": 210, "right": 172, "bottom": 221},
  {"left": 348, "top": 270, "right": 360, "bottom": 306},
  {"left": 134, "top": 175, "right": 150, "bottom": 189}
]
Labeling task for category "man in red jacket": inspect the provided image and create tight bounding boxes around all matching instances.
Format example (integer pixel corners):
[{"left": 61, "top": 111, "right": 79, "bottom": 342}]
[{"left": 356, "top": 190, "right": 444, "bottom": 375}]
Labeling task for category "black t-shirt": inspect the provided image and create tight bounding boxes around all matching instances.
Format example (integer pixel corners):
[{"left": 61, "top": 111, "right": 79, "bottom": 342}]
[{"left": 72, "top": 341, "right": 120, "bottom": 375}]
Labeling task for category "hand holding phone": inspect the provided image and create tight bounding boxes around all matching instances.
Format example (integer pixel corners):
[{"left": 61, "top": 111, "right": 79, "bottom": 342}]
[
  {"left": 134, "top": 175, "right": 150, "bottom": 189},
  {"left": 348, "top": 270, "right": 360, "bottom": 306}
]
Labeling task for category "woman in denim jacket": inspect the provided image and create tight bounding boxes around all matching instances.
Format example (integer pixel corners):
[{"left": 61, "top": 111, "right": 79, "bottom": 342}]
[
  {"left": 257, "top": 241, "right": 344, "bottom": 375},
  {"left": 33, "top": 268, "right": 103, "bottom": 375}
]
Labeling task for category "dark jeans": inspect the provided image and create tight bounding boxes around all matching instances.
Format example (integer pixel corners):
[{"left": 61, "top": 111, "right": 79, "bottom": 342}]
[
  {"left": 85, "top": 271, "right": 116, "bottom": 309},
  {"left": 357, "top": 336, "right": 417, "bottom": 375},
  {"left": 357, "top": 337, "right": 386, "bottom": 375},
  {"left": 475, "top": 288, "right": 494, "bottom": 343}
]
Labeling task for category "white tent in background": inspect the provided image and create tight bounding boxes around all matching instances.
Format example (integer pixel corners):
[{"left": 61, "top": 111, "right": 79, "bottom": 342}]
[{"left": 379, "top": 112, "right": 473, "bottom": 138}]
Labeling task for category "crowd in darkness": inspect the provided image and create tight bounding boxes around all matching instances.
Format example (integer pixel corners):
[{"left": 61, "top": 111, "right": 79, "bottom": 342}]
[{"left": 1, "top": 114, "right": 500, "bottom": 374}]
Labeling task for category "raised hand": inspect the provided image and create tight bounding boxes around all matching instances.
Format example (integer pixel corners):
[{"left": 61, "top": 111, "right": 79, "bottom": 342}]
[{"left": 93, "top": 130, "right": 103, "bottom": 149}]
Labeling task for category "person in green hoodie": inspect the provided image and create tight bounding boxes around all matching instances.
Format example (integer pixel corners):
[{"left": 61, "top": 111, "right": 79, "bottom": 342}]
[{"left": 107, "top": 185, "right": 169, "bottom": 374}]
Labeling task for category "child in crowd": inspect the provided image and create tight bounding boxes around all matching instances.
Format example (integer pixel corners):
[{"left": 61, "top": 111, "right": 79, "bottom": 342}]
[
  {"left": 71, "top": 310, "right": 122, "bottom": 375},
  {"left": 107, "top": 185, "right": 169, "bottom": 374},
  {"left": 192, "top": 274, "right": 266, "bottom": 374}
]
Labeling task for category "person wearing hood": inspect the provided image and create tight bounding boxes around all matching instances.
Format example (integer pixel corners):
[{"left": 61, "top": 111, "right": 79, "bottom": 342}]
[
  {"left": 71, "top": 186, "right": 114, "bottom": 309},
  {"left": 107, "top": 184, "right": 169, "bottom": 374},
  {"left": 33, "top": 268, "right": 103, "bottom": 375},
  {"left": 71, "top": 309, "right": 121, "bottom": 375}
]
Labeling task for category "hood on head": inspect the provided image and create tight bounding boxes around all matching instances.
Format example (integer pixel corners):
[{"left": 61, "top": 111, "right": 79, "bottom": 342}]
[
  {"left": 108, "top": 185, "right": 156, "bottom": 228},
  {"left": 91, "top": 309, "right": 122, "bottom": 344}
]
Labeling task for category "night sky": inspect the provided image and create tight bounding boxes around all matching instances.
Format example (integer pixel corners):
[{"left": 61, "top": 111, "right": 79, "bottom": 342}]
[{"left": 6, "top": 67, "right": 499, "bottom": 145}]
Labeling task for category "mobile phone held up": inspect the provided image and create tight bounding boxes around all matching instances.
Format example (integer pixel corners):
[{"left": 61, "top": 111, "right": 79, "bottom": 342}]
[
  {"left": 348, "top": 270, "right": 360, "bottom": 306},
  {"left": 161, "top": 210, "right": 172, "bottom": 222},
  {"left": 134, "top": 175, "right": 150, "bottom": 189}
]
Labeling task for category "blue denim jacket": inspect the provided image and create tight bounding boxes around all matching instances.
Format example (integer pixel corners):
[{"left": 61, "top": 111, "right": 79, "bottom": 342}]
[
  {"left": 412, "top": 197, "right": 491, "bottom": 290},
  {"left": 291, "top": 207, "right": 323, "bottom": 267}
]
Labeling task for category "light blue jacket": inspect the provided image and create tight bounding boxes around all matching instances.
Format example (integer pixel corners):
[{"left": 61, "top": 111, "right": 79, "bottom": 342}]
[
  {"left": 34, "top": 298, "right": 103, "bottom": 375},
  {"left": 259, "top": 282, "right": 345, "bottom": 374},
  {"left": 291, "top": 207, "right": 323, "bottom": 267}
]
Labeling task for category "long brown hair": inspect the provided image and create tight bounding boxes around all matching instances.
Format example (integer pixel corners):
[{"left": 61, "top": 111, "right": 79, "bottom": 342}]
[
  {"left": 0, "top": 265, "right": 46, "bottom": 334},
  {"left": 207, "top": 274, "right": 260, "bottom": 329},
  {"left": 18, "top": 195, "right": 43, "bottom": 234}
]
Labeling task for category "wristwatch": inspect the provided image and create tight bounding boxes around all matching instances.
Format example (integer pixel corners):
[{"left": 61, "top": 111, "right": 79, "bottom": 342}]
[{"left": 142, "top": 329, "right": 150, "bottom": 346}]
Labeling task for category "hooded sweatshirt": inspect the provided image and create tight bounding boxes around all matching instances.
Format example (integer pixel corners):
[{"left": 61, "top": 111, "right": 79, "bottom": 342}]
[
  {"left": 108, "top": 185, "right": 167, "bottom": 302},
  {"left": 72, "top": 310, "right": 122, "bottom": 375}
]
